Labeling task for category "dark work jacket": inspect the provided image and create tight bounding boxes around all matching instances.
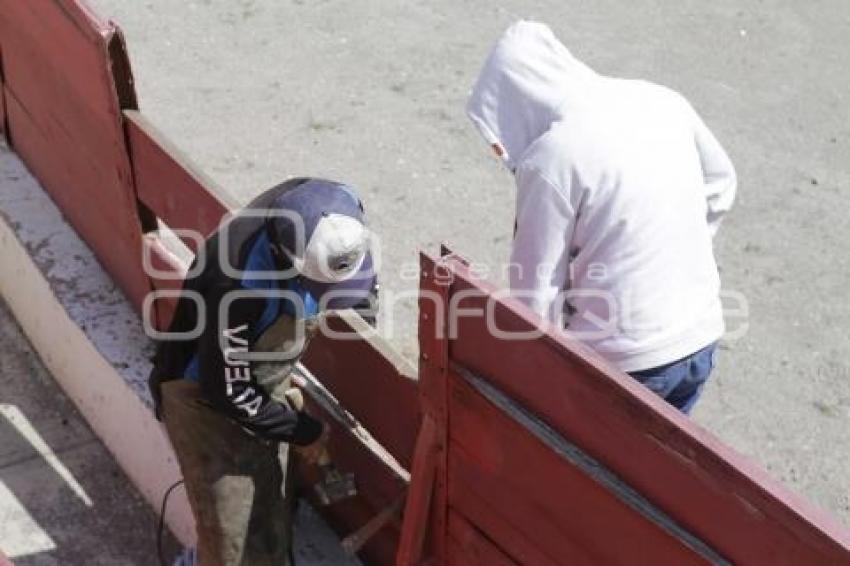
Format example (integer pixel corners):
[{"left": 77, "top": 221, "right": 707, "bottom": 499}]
[{"left": 149, "top": 179, "right": 325, "bottom": 445}]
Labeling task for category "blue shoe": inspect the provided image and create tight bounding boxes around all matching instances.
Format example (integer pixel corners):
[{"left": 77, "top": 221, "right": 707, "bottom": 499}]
[{"left": 172, "top": 547, "right": 197, "bottom": 566}]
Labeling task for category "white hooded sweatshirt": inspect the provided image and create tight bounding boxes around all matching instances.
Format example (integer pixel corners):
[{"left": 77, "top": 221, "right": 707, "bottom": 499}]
[{"left": 467, "top": 21, "right": 736, "bottom": 372}]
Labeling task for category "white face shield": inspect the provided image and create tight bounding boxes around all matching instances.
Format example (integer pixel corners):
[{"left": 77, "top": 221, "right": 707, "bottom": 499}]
[
  {"left": 268, "top": 178, "right": 376, "bottom": 310},
  {"left": 286, "top": 213, "right": 369, "bottom": 284}
]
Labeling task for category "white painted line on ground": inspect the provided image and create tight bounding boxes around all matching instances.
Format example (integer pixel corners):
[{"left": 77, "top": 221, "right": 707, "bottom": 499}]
[
  {"left": 0, "top": 480, "right": 56, "bottom": 559},
  {"left": 0, "top": 404, "right": 93, "bottom": 507}
]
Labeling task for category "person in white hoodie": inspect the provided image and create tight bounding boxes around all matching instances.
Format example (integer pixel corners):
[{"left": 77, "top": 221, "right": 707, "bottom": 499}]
[{"left": 467, "top": 21, "right": 736, "bottom": 413}]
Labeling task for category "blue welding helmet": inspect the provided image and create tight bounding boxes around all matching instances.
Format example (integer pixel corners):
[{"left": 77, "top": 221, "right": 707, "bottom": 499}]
[{"left": 267, "top": 179, "right": 376, "bottom": 310}]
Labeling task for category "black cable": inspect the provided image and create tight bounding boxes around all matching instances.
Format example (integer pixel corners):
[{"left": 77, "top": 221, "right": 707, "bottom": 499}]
[
  {"left": 155, "top": 477, "right": 303, "bottom": 565},
  {"left": 158, "top": 479, "right": 185, "bottom": 566}
]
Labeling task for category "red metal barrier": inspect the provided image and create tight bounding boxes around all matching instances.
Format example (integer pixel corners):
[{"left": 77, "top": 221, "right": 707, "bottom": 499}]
[
  {"left": 400, "top": 250, "right": 850, "bottom": 565},
  {"left": 0, "top": 0, "right": 150, "bottom": 308},
  {"left": 125, "top": 110, "right": 236, "bottom": 251}
]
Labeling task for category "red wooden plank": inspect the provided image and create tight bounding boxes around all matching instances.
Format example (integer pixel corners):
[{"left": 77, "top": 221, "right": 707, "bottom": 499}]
[
  {"left": 447, "top": 510, "right": 516, "bottom": 566},
  {"left": 0, "top": 1, "right": 126, "bottom": 163},
  {"left": 417, "top": 253, "right": 451, "bottom": 563},
  {"left": 396, "top": 416, "right": 439, "bottom": 566},
  {"left": 437, "top": 253, "right": 850, "bottom": 565},
  {"left": 446, "top": 536, "right": 477, "bottom": 566},
  {"left": 124, "top": 110, "right": 234, "bottom": 248},
  {"left": 303, "top": 313, "right": 420, "bottom": 470},
  {"left": 315, "top": 497, "right": 400, "bottom": 566},
  {"left": 418, "top": 253, "right": 450, "bottom": 414},
  {"left": 447, "top": 372, "right": 703, "bottom": 565},
  {"left": 40, "top": 0, "right": 108, "bottom": 42},
  {"left": 4, "top": 90, "right": 151, "bottom": 308},
  {"left": 448, "top": 482, "right": 560, "bottom": 566},
  {"left": 0, "top": 1, "right": 151, "bottom": 308}
]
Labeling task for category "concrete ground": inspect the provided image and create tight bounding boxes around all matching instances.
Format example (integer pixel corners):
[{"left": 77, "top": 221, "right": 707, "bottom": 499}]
[
  {"left": 0, "top": 296, "right": 171, "bottom": 565},
  {"left": 87, "top": 0, "right": 850, "bottom": 528}
]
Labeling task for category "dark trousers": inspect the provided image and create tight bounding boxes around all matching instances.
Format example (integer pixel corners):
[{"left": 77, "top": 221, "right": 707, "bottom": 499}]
[{"left": 161, "top": 380, "right": 294, "bottom": 566}]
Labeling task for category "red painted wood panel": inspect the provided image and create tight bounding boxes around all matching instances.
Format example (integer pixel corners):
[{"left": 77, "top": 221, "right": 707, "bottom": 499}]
[
  {"left": 36, "top": 0, "right": 109, "bottom": 42},
  {"left": 4, "top": 89, "right": 151, "bottom": 307},
  {"left": 303, "top": 315, "right": 420, "bottom": 470},
  {"left": 0, "top": 2, "right": 117, "bottom": 132},
  {"left": 0, "top": 0, "right": 151, "bottom": 308},
  {"left": 416, "top": 253, "right": 451, "bottom": 563},
  {"left": 396, "top": 416, "right": 438, "bottom": 565},
  {"left": 447, "top": 371, "right": 703, "bottom": 565},
  {"left": 439, "top": 254, "right": 850, "bottom": 565},
  {"left": 447, "top": 510, "right": 516, "bottom": 566},
  {"left": 447, "top": 479, "right": 560, "bottom": 566},
  {"left": 124, "top": 110, "right": 235, "bottom": 250}
]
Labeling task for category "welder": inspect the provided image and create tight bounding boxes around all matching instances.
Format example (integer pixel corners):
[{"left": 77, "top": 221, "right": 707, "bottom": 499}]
[{"left": 149, "top": 178, "right": 377, "bottom": 565}]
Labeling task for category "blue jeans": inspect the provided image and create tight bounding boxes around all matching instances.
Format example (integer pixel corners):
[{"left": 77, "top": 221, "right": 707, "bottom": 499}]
[{"left": 628, "top": 342, "right": 718, "bottom": 414}]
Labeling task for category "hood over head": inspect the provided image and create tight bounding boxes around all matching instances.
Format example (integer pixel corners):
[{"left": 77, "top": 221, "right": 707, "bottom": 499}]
[{"left": 467, "top": 21, "right": 599, "bottom": 170}]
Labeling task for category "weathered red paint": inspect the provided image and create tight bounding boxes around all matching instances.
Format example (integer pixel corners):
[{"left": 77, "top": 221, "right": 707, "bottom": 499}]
[
  {"left": 447, "top": 511, "right": 516, "bottom": 566},
  {"left": 396, "top": 416, "right": 439, "bottom": 566},
  {"left": 437, "top": 251, "right": 850, "bottom": 565},
  {"left": 414, "top": 253, "right": 451, "bottom": 564},
  {"left": 0, "top": 0, "right": 151, "bottom": 309},
  {"left": 124, "top": 110, "right": 235, "bottom": 250},
  {"left": 448, "top": 370, "right": 704, "bottom": 565}
]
